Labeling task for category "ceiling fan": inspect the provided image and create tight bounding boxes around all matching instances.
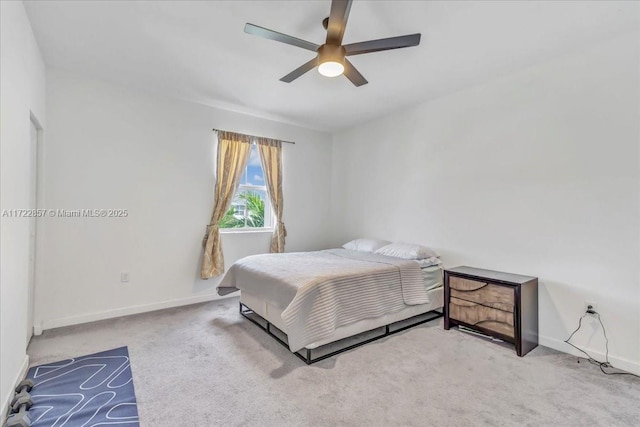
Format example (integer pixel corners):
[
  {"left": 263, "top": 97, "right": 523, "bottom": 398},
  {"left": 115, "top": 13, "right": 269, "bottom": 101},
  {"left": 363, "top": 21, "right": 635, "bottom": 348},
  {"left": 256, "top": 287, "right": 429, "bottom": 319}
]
[{"left": 244, "top": 0, "right": 421, "bottom": 87}]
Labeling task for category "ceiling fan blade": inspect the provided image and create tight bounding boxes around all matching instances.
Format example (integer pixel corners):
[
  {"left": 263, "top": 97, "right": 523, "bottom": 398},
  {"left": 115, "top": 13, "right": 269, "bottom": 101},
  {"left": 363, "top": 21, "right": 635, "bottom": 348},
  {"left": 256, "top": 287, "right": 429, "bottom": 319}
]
[
  {"left": 245, "top": 23, "right": 319, "bottom": 52},
  {"left": 343, "top": 59, "right": 368, "bottom": 87},
  {"left": 326, "top": 0, "right": 353, "bottom": 46},
  {"left": 344, "top": 34, "right": 421, "bottom": 56},
  {"left": 280, "top": 57, "right": 319, "bottom": 83}
]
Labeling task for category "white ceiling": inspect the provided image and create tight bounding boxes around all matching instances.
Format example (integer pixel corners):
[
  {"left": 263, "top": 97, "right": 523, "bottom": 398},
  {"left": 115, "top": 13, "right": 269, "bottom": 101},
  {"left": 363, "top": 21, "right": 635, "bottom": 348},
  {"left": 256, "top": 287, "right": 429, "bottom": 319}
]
[{"left": 24, "top": 0, "right": 639, "bottom": 132}]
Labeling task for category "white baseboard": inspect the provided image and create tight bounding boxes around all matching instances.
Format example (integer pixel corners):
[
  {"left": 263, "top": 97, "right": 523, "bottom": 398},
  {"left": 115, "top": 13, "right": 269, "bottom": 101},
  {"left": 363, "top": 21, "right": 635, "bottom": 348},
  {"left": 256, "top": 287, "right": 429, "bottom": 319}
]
[
  {"left": 540, "top": 335, "right": 640, "bottom": 376},
  {"left": 41, "top": 292, "right": 236, "bottom": 331},
  {"left": 1, "top": 354, "right": 29, "bottom": 424}
]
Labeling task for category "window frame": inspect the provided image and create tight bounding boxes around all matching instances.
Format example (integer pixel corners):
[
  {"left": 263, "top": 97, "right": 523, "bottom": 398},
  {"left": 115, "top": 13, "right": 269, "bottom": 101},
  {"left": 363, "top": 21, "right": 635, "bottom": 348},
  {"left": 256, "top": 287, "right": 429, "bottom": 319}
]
[{"left": 219, "top": 141, "right": 274, "bottom": 233}]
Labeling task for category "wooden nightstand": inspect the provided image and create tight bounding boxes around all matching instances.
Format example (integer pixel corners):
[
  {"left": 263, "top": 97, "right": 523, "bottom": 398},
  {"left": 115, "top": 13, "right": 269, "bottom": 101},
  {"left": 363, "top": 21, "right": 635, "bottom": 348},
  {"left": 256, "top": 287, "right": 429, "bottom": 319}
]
[{"left": 444, "top": 266, "right": 538, "bottom": 356}]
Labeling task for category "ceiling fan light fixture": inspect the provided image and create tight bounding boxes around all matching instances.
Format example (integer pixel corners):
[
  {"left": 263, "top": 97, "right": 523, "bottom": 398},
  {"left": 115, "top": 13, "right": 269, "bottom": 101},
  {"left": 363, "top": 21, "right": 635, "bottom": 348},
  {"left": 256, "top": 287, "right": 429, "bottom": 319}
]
[
  {"left": 318, "top": 60, "right": 344, "bottom": 77},
  {"left": 317, "top": 44, "right": 347, "bottom": 78}
]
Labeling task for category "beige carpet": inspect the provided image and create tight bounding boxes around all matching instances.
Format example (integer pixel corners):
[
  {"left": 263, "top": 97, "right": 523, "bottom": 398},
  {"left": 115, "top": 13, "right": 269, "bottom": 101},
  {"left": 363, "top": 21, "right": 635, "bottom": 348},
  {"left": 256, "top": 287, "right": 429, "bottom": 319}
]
[{"left": 28, "top": 297, "right": 640, "bottom": 426}]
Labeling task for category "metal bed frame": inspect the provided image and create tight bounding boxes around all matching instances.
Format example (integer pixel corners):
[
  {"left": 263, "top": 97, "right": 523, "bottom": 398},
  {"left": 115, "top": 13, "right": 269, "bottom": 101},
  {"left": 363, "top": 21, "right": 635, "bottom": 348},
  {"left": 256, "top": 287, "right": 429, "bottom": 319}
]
[{"left": 239, "top": 301, "right": 444, "bottom": 365}]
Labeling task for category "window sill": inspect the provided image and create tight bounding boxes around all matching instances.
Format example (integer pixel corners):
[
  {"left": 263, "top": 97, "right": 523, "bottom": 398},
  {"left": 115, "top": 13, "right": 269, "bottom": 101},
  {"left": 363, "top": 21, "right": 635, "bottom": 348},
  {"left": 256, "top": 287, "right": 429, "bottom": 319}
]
[{"left": 220, "top": 228, "right": 274, "bottom": 235}]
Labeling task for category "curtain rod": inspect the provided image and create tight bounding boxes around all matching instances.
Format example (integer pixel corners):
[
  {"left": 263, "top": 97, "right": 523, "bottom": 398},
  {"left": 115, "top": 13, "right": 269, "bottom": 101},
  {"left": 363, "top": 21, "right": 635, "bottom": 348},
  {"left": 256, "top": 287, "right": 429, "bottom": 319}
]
[{"left": 212, "top": 128, "right": 295, "bottom": 145}]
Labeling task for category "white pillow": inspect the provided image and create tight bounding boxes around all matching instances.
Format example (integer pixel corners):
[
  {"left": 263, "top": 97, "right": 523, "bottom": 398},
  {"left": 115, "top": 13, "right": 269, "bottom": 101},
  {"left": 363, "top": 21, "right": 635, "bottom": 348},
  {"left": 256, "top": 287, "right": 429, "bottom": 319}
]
[
  {"left": 342, "top": 238, "right": 391, "bottom": 253},
  {"left": 375, "top": 242, "right": 438, "bottom": 260}
]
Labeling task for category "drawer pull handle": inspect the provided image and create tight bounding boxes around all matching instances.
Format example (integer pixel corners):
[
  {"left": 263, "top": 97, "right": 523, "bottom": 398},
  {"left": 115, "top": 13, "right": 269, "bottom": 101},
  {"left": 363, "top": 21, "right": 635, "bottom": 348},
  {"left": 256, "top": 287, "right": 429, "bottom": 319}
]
[{"left": 449, "top": 277, "right": 488, "bottom": 291}]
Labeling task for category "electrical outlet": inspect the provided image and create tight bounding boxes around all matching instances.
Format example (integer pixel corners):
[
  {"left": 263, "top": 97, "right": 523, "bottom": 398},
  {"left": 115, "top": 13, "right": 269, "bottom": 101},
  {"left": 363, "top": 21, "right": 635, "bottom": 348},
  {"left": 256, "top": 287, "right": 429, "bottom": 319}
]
[
  {"left": 584, "top": 300, "right": 597, "bottom": 314},
  {"left": 120, "top": 272, "right": 129, "bottom": 283}
]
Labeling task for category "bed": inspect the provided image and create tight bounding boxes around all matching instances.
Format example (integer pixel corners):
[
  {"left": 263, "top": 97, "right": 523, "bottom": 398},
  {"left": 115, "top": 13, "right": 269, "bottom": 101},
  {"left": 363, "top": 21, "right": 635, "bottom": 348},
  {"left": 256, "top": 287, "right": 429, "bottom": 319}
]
[{"left": 218, "top": 248, "right": 444, "bottom": 364}]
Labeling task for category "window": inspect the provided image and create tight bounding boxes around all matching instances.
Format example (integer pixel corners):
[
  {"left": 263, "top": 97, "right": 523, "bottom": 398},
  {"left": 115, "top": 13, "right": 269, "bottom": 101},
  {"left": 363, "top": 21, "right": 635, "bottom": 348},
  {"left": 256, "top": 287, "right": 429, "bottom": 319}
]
[{"left": 219, "top": 142, "right": 273, "bottom": 230}]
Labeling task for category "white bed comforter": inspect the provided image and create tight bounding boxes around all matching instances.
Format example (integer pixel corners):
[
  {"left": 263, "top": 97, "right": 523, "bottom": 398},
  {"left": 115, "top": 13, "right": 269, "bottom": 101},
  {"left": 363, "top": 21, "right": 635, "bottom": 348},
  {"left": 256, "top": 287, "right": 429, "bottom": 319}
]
[{"left": 218, "top": 249, "right": 429, "bottom": 352}]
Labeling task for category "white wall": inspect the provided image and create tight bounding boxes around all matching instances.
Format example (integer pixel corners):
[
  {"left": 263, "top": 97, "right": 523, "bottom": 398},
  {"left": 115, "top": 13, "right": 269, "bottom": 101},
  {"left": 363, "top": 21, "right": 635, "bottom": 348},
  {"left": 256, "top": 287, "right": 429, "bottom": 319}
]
[
  {"left": 36, "top": 69, "right": 333, "bottom": 330},
  {"left": 0, "top": 0, "right": 47, "bottom": 414},
  {"left": 331, "top": 33, "right": 640, "bottom": 373}
]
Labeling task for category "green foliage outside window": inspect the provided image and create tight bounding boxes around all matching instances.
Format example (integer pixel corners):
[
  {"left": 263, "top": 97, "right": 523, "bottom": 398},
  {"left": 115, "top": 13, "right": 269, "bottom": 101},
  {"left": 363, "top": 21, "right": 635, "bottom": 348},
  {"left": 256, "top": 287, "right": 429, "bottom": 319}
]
[{"left": 219, "top": 191, "right": 265, "bottom": 228}]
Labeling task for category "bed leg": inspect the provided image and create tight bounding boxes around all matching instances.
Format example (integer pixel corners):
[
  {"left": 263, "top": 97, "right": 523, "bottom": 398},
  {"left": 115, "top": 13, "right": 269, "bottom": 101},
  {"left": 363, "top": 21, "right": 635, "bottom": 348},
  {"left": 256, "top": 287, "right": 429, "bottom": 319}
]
[
  {"left": 385, "top": 325, "right": 390, "bottom": 335},
  {"left": 306, "top": 348, "right": 312, "bottom": 364}
]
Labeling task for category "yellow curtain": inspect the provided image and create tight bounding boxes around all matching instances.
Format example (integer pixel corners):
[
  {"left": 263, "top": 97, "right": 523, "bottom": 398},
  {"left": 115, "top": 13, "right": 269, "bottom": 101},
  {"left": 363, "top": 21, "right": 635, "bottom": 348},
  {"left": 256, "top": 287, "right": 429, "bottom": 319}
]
[
  {"left": 257, "top": 137, "right": 286, "bottom": 253},
  {"left": 201, "top": 131, "right": 251, "bottom": 278}
]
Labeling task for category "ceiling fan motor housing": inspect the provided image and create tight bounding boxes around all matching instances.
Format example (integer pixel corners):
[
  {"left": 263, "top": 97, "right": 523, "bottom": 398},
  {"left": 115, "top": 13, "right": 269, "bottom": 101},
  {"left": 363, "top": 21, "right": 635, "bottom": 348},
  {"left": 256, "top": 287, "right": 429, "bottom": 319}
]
[{"left": 318, "top": 44, "right": 347, "bottom": 64}]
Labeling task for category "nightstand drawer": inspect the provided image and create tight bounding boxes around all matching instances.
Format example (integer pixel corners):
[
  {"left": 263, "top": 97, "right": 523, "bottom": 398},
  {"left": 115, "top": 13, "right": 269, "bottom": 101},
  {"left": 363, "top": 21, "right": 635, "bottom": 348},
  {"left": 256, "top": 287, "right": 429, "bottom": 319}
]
[
  {"left": 449, "top": 276, "right": 514, "bottom": 312},
  {"left": 449, "top": 297, "right": 514, "bottom": 338}
]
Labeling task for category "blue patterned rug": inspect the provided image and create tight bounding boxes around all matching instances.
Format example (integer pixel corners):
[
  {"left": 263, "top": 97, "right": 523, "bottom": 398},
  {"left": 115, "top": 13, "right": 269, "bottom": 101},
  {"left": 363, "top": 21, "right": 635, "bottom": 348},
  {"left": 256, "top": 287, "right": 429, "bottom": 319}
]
[{"left": 25, "top": 346, "right": 139, "bottom": 426}]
